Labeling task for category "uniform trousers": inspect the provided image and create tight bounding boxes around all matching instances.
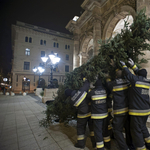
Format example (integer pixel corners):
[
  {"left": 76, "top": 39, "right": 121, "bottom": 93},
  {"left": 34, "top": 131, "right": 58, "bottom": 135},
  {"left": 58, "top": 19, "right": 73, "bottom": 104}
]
[
  {"left": 113, "top": 115, "right": 129, "bottom": 150},
  {"left": 130, "top": 115, "right": 150, "bottom": 150},
  {"left": 77, "top": 117, "right": 95, "bottom": 148}
]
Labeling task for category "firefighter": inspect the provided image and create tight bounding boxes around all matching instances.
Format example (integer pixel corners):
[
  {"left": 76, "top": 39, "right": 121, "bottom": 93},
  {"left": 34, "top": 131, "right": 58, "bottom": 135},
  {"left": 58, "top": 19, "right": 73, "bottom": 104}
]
[
  {"left": 106, "top": 69, "right": 133, "bottom": 150},
  {"left": 65, "top": 79, "right": 96, "bottom": 149},
  {"left": 88, "top": 78, "right": 110, "bottom": 150},
  {"left": 120, "top": 59, "right": 150, "bottom": 150}
]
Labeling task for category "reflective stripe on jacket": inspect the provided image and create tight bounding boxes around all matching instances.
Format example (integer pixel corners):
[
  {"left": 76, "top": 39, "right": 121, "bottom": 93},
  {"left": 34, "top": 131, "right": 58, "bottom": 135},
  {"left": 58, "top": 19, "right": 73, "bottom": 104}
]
[{"left": 123, "top": 67, "right": 150, "bottom": 116}]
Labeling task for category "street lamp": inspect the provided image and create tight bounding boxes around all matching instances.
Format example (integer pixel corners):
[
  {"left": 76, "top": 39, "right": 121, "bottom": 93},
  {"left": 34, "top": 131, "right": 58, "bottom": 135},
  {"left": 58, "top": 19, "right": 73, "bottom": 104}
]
[
  {"left": 41, "top": 52, "right": 60, "bottom": 88},
  {"left": 33, "top": 65, "right": 45, "bottom": 88}
]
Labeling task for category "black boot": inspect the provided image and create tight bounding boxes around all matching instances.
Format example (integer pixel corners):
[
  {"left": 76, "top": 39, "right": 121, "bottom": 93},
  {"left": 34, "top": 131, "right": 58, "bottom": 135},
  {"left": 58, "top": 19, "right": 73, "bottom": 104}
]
[{"left": 74, "top": 143, "right": 85, "bottom": 149}]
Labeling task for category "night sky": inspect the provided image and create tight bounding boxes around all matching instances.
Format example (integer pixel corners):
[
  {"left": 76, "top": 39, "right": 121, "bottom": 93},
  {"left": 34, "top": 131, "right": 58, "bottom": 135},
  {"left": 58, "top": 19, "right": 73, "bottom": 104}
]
[{"left": 0, "top": 0, "right": 84, "bottom": 75}]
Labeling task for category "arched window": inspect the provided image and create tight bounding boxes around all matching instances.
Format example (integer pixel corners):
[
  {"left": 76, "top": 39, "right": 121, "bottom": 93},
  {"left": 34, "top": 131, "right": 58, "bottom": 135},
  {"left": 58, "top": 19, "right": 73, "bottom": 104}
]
[
  {"left": 29, "top": 37, "right": 32, "bottom": 43},
  {"left": 25, "top": 37, "right": 28, "bottom": 42},
  {"left": 40, "top": 40, "right": 43, "bottom": 45},
  {"left": 44, "top": 40, "right": 46, "bottom": 45},
  {"left": 57, "top": 43, "right": 59, "bottom": 48}
]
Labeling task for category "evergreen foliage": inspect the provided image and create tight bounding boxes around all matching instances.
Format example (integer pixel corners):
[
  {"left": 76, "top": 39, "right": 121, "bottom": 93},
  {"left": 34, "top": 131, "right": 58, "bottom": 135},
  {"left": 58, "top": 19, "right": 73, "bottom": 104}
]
[{"left": 40, "top": 9, "right": 150, "bottom": 127}]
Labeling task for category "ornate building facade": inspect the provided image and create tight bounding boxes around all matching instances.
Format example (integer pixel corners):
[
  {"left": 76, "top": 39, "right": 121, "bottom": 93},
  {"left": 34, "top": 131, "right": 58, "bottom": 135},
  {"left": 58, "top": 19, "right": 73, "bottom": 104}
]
[
  {"left": 11, "top": 21, "right": 73, "bottom": 92},
  {"left": 66, "top": 0, "right": 150, "bottom": 78}
]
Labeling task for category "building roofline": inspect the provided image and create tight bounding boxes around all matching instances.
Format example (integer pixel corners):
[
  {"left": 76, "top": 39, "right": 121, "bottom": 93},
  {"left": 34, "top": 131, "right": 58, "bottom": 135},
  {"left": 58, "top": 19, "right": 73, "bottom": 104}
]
[{"left": 16, "top": 21, "right": 73, "bottom": 40}]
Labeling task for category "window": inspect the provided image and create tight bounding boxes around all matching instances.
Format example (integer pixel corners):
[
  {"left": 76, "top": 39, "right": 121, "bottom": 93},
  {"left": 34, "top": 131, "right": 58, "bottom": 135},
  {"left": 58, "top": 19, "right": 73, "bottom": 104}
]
[
  {"left": 66, "top": 54, "right": 69, "bottom": 60},
  {"left": 53, "top": 42, "right": 56, "bottom": 47},
  {"left": 65, "top": 45, "right": 67, "bottom": 49},
  {"left": 24, "top": 62, "right": 30, "bottom": 70},
  {"left": 44, "top": 40, "right": 46, "bottom": 45},
  {"left": 25, "top": 37, "right": 28, "bottom": 42},
  {"left": 65, "top": 65, "right": 69, "bottom": 72},
  {"left": 57, "top": 43, "right": 59, "bottom": 48},
  {"left": 65, "top": 45, "right": 70, "bottom": 49},
  {"left": 68, "top": 45, "right": 70, "bottom": 50},
  {"left": 41, "top": 51, "right": 45, "bottom": 57},
  {"left": 40, "top": 40, "right": 43, "bottom": 45},
  {"left": 29, "top": 37, "right": 32, "bottom": 43},
  {"left": 25, "top": 48, "right": 30, "bottom": 56}
]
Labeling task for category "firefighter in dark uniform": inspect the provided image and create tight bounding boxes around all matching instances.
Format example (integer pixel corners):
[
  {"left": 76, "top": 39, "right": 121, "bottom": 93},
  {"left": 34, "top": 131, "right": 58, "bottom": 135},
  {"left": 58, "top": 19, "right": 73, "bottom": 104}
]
[
  {"left": 120, "top": 59, "right": 150, "bottom": 150},
  {"left": 88, "top": 78, "right": 110, "bottom": 150},
  {"left": 106, "top": 69, "right": 133, "bottom": 150},
  {"left": 65, "top": 79, "right": 96, "bottom": 149},
  {"left": 105, "top": 85, "right": 113, "bottom": 139}
]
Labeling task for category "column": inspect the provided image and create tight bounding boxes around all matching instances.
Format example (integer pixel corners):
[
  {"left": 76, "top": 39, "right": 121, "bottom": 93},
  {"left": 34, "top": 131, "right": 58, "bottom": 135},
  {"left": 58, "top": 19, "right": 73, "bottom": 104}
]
[{"left": 93, "top": 17, "right": 102, "bottom": 56}]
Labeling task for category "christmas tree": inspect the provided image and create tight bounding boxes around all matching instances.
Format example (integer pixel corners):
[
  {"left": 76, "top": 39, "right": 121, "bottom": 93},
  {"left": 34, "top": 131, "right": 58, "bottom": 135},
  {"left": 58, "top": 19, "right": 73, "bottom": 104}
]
[{"left": 40, "top": 9, "right": 150, "bottom": 127}]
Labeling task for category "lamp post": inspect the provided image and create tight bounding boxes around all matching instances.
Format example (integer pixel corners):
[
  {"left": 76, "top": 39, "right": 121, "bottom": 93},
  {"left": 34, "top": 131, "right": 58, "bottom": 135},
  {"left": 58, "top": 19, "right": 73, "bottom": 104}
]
[
  {"left": 3, "top": 78, "right": 8, "bottom": 95},
  {"left": 33, "top": 65, "right": 45, "bottom": 88},
  {"left": 41, "top": 52, "right": 60, "bottom": 88}
]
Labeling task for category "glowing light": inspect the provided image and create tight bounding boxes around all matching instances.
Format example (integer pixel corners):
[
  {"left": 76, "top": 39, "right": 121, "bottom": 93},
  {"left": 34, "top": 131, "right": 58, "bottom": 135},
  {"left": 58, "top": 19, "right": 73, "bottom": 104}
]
[
  {"left": 41, "top": 56, "right": 48, "bottom": 63},
  {"left": 73, "top": 16, "right": 79, "bottom": 21},
  {"left": 33, "top": 67, "right": 37, "bottom": 72}
]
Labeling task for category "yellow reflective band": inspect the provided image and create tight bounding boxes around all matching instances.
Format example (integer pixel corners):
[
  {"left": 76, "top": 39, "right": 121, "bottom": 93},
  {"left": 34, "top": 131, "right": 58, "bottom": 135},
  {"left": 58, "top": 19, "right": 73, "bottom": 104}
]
[
  {"left": 113, "top": 109, "right": 128, "bottom": 115},
  {"left": 90, "top": 132, "right": 94, "bottom": 136},
  {"left": 132, "top": 65, "right": 137, "bottom": 70},
  {"left": 91, "top": 114, "right": 108, "bottom": 119},
  {"left": 108, "top": 126, "right": 112, "bottom": 130},
  {"left": 88, "top": 89, "right": 91, "bottom": 92},
  {"left": 135, "top": 84, "right": 150, "bottom": 89},
  {"left": 123, "top": 65, "right": 127, "bottom": 68},
  {"left": 113, "top": 86, "right": 128, "bottom": 92},
  {"left": 104, "top": 138, "right": 111, "bottom": 142},
  {"left": 146, "top": 139, "right": 150, "bottom": 143},
  {"left": 77, "top": 137, "right": 84, "bottom": 140},
  {"left": 108, "top": 108, "right": 112, "bottom": 112},
  {"left": 106, "top": 78, "right": 111, "bottom": 82},
  {"left": 77, "top": 135, "right": 84, "bottom": 140},
  {"left": 129, "top": 111, "right": 150, "bottom": 116},
  {"left": 75, "top": 93, "right": 87, "bottom": 107},
  {"left": 77, "top": 113, "right": 91, "bottom": 118},
  {"left": 97, "top": 144, "right": 104, "bottom": 148},
  {"left": 92, "top": 96, "right": 106, "bottom": 100}
]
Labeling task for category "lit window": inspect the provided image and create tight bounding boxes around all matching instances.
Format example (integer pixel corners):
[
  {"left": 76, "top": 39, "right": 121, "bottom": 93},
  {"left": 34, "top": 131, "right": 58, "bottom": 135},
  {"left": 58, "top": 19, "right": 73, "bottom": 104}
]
[
  {"left": 66, "top": 54, "right": 69, "bottom": 60},
  {"left": 29, "top": 37, "right": 32, "bottom": 43},
  {"left": 25, "top": 48, "right": 30, "bottom": 56},
  {"left": 65, "top": 65, "right": 69, "bottom": 72},
  {"left": 44, "top": 40, "right": 46, "bottom": 45},
  {"left": 40, "top": 40, "right": 43, "bottom": 45},
  {"left": 25, "top": 37, "right": 28, "bottom": 42},
  {"left": 41, "top": 51, "right": 45, "bottom": 57},
  {"left": 24, "top": 62, "right": 30, "bottom": 70}
]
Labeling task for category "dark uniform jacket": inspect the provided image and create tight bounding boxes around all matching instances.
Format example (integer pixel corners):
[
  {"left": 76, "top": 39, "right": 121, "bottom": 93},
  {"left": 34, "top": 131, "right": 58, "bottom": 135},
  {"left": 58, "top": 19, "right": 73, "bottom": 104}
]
[
  {"left": 123, "top": 67, "right": 150, "bottom": 116},
  {"left": 88, "top": 85, "right": 108, "bottom": 119},
  {"left": 70, "top": 80, "right": 91, "bottom": 118},
  {"left": 107, "top": 78, "right": 130, "bottom": 115}
]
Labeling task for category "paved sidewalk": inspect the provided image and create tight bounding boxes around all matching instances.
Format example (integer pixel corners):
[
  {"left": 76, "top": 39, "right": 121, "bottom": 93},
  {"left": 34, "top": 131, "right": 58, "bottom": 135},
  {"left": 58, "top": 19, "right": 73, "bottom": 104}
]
[
  {"left": 0, "top": 94, "right": 93, "bottom": 150},
  {"left": 2, "top": 94, "right": 148, "bottom": 150}
]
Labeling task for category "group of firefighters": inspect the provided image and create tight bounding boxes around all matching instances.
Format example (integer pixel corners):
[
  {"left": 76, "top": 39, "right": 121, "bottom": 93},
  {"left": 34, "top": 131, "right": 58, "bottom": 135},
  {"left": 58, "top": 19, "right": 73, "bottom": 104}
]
[{"left": 65, "top": 58, "right": 150, "bottom": 150}]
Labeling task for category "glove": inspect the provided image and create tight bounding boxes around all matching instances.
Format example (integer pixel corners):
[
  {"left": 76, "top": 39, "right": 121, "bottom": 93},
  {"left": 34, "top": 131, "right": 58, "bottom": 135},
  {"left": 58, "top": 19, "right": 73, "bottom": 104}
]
[
  {"left": 128, "top": 58, "right": 134, "bottom": 67},
  {"left": 83, "top": 78, "right": 87, "bottom": 82},
  {"left": 120, "top": 61, "right": 126, "bottom": 66}
]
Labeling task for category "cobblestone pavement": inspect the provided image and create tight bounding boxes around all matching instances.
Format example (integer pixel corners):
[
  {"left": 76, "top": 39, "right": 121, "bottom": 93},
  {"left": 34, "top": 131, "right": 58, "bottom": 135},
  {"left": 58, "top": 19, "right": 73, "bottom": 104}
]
[{"left": 0, "top": 94, "right": 149, "bottom": 150}]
